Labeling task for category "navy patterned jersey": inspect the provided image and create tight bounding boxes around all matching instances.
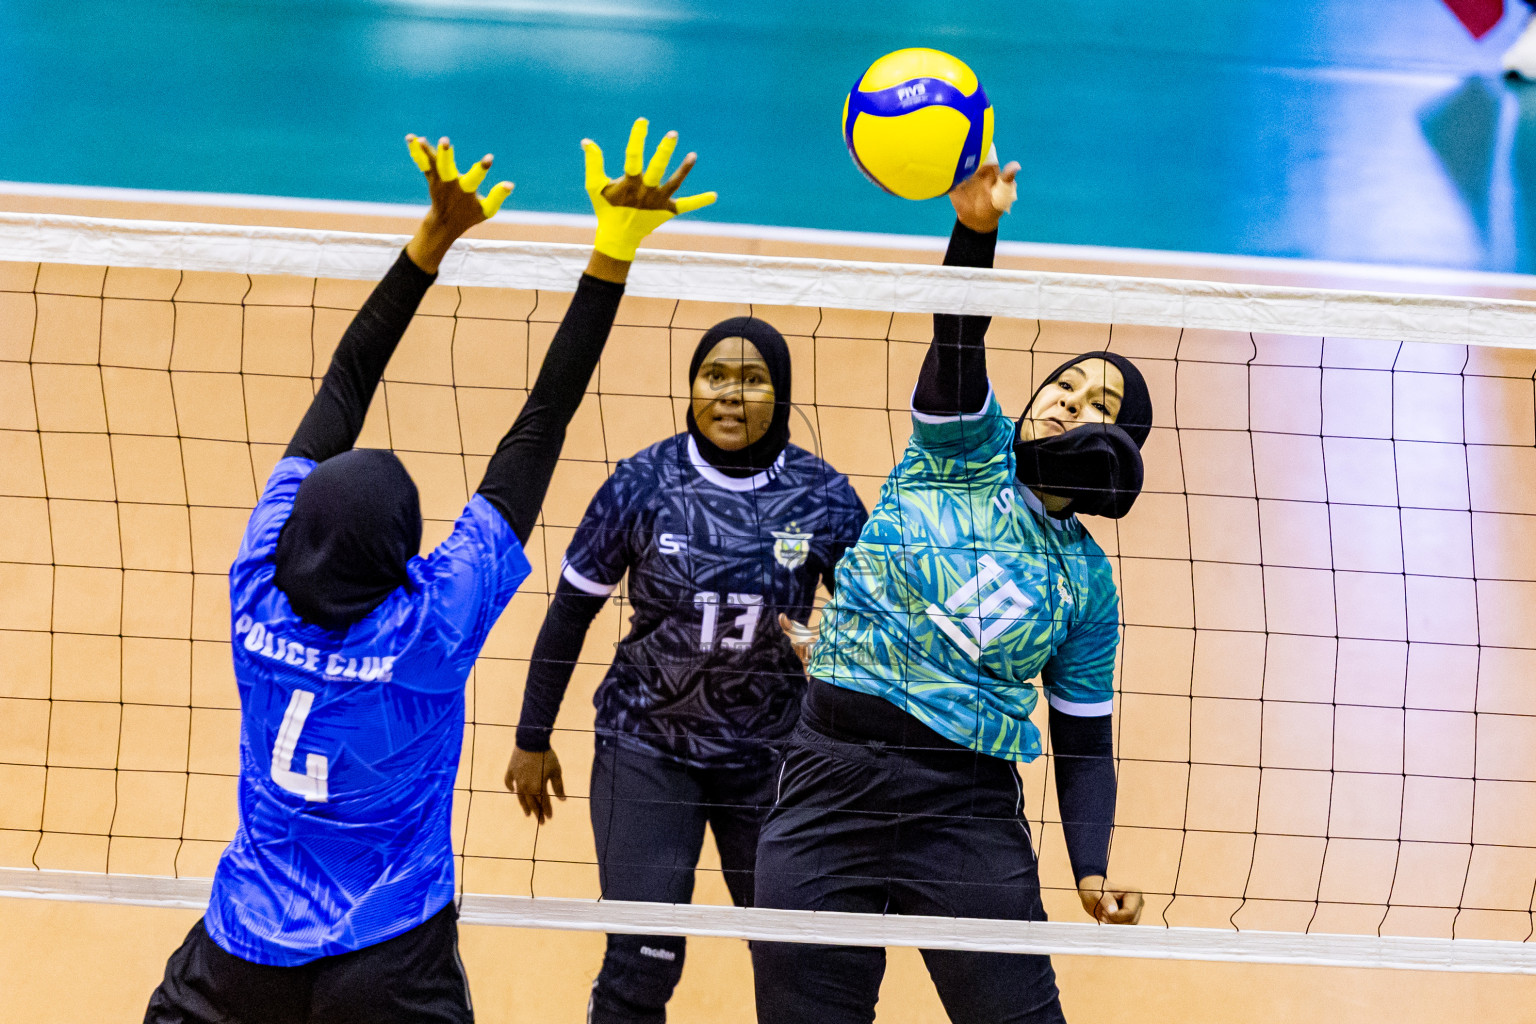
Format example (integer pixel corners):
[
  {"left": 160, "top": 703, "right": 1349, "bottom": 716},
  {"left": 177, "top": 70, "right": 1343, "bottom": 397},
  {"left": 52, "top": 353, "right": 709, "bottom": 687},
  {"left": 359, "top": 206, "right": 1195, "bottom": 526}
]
[{"left": 561, "top": 434, "right": 867, "bottom": 768}]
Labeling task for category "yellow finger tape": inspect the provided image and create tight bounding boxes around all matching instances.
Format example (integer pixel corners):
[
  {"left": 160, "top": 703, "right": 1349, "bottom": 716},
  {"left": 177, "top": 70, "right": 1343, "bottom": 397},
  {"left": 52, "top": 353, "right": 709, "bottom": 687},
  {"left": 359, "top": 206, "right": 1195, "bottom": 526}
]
[
  {"left": 583, "top": 118, "right": 717, "bottom": 261},
  {"left": 407, "top": 137, "right": 432, "bottom": 173}
]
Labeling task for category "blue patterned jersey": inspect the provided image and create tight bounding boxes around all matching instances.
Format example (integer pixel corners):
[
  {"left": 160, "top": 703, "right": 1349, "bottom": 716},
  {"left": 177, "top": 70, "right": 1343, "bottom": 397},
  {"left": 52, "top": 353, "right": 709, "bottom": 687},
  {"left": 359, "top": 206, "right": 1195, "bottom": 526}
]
[
  {"left": 562, "top": 435, "right": 867, "bottom": 768},
  {"left": 204, "top": 457, "right": 530, "bottom": 966},
  {"left": 807, "top": 389, "right": 1119, "bottom": 762}
]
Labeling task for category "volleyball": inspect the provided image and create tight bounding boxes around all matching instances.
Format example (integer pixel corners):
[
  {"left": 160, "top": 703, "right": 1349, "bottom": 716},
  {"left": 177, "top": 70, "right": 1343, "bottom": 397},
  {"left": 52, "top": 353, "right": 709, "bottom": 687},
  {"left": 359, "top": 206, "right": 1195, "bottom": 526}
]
[{"left": 842, "top": 48, "right": 994, "bottom": 201}]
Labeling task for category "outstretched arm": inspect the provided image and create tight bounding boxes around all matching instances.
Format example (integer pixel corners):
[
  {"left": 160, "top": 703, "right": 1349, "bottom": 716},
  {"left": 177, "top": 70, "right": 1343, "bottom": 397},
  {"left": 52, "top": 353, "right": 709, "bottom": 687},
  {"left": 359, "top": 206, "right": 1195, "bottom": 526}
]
[
  {"left": 910, "top": 154, "right": 1020, "bottom": 418},
  {"left": 475, "top": 118, "right": 716, "bottom": 545},
  {"left": 286, "top": 135, "right": 513, "bottom": 462},
  {"left": 495, "top": 119, "right": 717, "bottom": 822}
]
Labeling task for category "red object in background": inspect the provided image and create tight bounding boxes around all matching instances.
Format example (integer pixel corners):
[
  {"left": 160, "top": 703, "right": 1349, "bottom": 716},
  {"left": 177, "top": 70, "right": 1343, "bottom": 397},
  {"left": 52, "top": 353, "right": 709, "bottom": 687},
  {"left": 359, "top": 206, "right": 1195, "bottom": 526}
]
[{"left": 1445, "top": 0, "right": 1505, "bottom": 37}]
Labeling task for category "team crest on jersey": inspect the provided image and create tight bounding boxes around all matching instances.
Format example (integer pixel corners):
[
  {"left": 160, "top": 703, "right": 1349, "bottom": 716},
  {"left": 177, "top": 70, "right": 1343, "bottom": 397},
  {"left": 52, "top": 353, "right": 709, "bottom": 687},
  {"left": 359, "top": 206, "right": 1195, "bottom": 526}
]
[
  {"left": 1057, "top": 576, "right": 1075, "bottom": 607},
  {"left": 772, "top": 523, "right": 813, "bottom": 570}
]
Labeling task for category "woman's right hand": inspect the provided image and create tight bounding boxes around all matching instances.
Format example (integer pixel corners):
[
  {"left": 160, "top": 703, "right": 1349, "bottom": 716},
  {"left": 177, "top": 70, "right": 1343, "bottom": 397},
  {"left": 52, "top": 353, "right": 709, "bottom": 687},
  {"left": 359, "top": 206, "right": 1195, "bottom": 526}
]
[
  {"left": 505, "top": 743, "right": 566, "bottom": 824},
  {"left": 583, "top": 117, "right": 717, "bottom": 280},
  {"left": 949, "top": 146, "right": 1020, "bottom": 235}
]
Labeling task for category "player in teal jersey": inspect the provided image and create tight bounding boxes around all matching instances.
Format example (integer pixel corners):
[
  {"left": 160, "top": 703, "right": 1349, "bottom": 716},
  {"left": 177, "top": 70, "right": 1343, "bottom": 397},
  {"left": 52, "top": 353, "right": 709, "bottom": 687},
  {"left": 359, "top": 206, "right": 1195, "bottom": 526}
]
[
  {"left": 754, "top": 153, "right": 1151, "bottom": 1024},
  {"left": 806, "top": 387, "right": 1122, "bottom": 762}
]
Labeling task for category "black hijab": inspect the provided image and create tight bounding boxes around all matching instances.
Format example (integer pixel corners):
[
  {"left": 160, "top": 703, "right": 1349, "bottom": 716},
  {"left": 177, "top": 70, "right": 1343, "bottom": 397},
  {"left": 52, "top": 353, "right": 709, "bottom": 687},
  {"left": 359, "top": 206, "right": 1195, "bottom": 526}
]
[
  {"left": 1014, "top": 351, "right": 1153, "bottom": 520},
  {"left": 273, "top": 448, "right": 422, "bottom": 629},
  {"left": 685, "top": 317, "right": 793, "bottom": 476}
]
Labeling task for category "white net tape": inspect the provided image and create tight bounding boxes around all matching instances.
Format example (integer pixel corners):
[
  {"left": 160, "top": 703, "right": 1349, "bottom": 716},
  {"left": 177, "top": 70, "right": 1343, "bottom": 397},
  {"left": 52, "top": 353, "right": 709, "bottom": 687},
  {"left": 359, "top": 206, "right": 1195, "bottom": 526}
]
[
  {"left": 3, "top": 868, "right": 1532, "bottom": 974},
  {"left": 4, "top": 213, "right": 1536, "bottom": 346}
]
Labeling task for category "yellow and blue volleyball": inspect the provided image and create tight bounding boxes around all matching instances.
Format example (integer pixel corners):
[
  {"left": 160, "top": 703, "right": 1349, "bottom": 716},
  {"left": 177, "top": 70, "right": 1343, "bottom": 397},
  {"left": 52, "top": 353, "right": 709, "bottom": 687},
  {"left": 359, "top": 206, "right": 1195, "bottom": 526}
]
[{"left": 842, "top": 48, "right": 994, "bottom": 201}]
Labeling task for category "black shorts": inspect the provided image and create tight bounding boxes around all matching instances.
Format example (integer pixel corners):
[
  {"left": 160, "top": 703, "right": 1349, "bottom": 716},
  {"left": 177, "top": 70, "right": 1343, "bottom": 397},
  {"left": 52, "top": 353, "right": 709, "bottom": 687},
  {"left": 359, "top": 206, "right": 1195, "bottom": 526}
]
[
  {"left": 144, "top": 902, "right": 473, "bottom": 1024},
  {"left": 752, "top": 715, "right": 1064, "bottom": 1024}
]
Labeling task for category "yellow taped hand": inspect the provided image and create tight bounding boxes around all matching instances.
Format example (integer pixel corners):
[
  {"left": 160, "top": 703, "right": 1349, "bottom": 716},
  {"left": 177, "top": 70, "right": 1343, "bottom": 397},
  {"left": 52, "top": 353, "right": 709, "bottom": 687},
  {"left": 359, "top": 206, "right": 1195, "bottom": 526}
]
[
  {"left": 436, "top": 139, "right": 460, "bottom": 182},
  {"left": 406, "top": 135, "right": 514, "bottom": 219},
  {"left": 584, "top": 117, "right": 717, "bottom": 261},
  {"left": 460, "top": 160, "right": 488, "bottom": 193},
  {"left": 408, "top": 137, "right": 432, "bottom": 172}
]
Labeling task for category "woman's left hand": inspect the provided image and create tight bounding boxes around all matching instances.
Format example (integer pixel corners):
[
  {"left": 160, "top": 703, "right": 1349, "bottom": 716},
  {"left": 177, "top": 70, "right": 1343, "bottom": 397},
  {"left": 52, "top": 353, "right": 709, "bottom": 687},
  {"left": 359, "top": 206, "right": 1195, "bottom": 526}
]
[
  {"left": 585, "top": 117, "right": 717, "bottom": 264},
  {"left": 949, "top": 146, "right": 1020, "bottom": 235},
  {"left": 1076, "top": 875, "right": 1144, "bottom": 924},
  {"left": 403, "top": 134, "right": 515, "bottom": 273},
  {"left": 779, "top": 612, "right": 817, "bottom": 669}
]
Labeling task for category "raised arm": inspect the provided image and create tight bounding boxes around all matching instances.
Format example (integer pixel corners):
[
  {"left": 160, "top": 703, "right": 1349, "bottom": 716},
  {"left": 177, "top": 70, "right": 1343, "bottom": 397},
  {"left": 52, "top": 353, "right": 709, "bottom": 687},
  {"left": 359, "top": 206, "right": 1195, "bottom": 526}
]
[
  {"left": 286, "top": 135, "right": 513, "bottom": 462},
  {"left": 910, "top": 154, "right": 1020, "bottom": 418},
  {"left": 474, "top": 118, "right": 716, "bottom": 545},
  {"left": 496, "top": 119, "right": 717, "bottom": 821}
]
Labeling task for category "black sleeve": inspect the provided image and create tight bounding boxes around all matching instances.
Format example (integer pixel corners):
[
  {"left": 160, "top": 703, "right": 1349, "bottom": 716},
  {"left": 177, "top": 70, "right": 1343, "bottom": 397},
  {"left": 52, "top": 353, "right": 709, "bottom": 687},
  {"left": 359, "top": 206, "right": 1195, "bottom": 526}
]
[
  {"left": 285, "top": 250, "right": 436, "bottom": 462},
  {"left": 821, "top": 558, "right": 841, "bottom": 597},
  {"left": 476, "top": 273, "right": 626, "bottom": 544},
  {"left": 910, "top": 220, "right": 998, "bottom": 417},
  {"left": 1048, "top": 707, "right": 1117, "bottom": 883},
  {"left": 820, "top": 505, "right": 868, "bottom": 597},
  {"left": 514, "top": 575, "right": 608, "bottom": 752}
]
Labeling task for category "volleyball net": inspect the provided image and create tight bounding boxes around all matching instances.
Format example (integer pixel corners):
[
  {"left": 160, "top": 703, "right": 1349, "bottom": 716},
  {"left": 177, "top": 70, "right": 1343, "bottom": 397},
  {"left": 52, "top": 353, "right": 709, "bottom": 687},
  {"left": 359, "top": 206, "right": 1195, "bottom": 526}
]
[{"left": 3, "top": 212, "right": 1536, "bottom": 974}]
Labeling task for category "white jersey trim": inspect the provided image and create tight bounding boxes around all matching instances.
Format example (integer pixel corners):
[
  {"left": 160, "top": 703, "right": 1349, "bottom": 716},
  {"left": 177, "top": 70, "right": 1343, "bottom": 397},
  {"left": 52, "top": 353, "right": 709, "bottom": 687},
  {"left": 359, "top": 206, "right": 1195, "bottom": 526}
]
[
  {"left": 1047, "top": 693, "right": 1114, "bottom": 717},
  {"left": 909, "top": 384, "right": 997, "bottom": 424},
  {"left": 686, "top": 436, "right": 784, "bottom": 492},
  {"left": 561, "top": 560, "right": 617, "bottom": 596}
]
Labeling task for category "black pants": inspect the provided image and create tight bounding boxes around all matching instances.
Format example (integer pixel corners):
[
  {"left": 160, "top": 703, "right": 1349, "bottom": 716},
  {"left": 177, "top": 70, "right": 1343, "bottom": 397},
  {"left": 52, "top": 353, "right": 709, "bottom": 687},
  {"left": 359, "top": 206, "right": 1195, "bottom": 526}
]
[
  {"left": 752, "top": 721, "right": 1066, "bottom": 1024},
  {"left": 588, "top": 738, "right": 777, "bottom": 1024},
  {"left": 145, "top": 902, "right": 472, "bottom": 1024}
]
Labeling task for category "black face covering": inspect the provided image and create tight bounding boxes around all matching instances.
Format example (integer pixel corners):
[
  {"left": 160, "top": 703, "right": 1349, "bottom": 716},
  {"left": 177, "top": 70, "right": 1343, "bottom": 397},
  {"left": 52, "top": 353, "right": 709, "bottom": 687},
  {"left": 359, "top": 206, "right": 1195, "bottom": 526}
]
[
  {"left": 273, "top": 448, "right": 423, "bottom": 630},
  {"left": 1014, "top": 351, "right": 1154, "bottom": 519},
  {"left": 685, "top": 317, "right": 793, "bottom": 476}
]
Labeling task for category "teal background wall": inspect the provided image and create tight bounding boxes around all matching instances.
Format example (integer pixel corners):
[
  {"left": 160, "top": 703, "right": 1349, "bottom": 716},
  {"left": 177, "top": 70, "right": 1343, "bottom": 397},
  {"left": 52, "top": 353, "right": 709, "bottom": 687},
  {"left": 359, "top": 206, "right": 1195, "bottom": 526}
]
[{"left": 2, "top": 0, "right": 1534, "bottom": 269}]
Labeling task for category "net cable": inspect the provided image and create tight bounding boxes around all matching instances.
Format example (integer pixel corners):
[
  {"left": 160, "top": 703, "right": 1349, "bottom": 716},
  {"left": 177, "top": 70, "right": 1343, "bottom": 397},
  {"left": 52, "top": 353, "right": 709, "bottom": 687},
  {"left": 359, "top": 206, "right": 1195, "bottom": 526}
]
[{"left": 4, "top": 214, "right": 1536, "bottom": 975}]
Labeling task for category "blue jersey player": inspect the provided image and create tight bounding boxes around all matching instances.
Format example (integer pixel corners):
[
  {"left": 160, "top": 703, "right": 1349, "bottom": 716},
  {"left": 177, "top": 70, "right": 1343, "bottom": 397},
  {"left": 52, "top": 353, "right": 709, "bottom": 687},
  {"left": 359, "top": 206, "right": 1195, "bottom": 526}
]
[
  {"left": 506, "top": 316, "right": 866, "bottom": 1021},
  {"left": 752, "top": 155, "right": 1152, "bottom": 1024},
  {"left": 145, "top": 120, "right": 718, "bottom": 1024}
]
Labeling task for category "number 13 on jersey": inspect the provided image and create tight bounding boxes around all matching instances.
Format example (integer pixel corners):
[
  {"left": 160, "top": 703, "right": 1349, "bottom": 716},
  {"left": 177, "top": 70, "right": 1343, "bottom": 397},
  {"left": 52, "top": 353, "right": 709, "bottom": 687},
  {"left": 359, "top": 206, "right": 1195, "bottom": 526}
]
[{"left": 694, "top": 591, "right": 764, "bottom": 651}]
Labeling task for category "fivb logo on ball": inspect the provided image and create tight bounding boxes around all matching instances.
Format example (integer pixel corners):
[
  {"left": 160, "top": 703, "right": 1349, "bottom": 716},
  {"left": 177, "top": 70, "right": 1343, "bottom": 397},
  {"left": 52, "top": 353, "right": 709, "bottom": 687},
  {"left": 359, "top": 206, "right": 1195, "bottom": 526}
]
[{"left": 843, "top": 47, "right": 993, "bottom": 201}]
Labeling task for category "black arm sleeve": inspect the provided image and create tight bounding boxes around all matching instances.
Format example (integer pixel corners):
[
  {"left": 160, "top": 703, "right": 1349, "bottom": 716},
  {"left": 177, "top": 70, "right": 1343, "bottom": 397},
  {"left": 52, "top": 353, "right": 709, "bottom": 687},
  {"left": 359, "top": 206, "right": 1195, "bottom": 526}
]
[
  {"left": 477, "top": 273, "right": 626, "bottom": 544},
  {"left": 514, "top": 575, "right": 608, "bottom": 752},
  {"left": 819, "top": 534, "right": 857, "bottom": 596},
  {"left": 285, "top": 250, "right": 436, "bottom": 462},
  {"left": 910, "top": 220, "right": 998, "bottom": 417},
  {"left": 821, "top": 560, "right": 840, "bottom": 597},
  {"left": 1048, "top": 707, "right": 1117, "bottom": 883}
]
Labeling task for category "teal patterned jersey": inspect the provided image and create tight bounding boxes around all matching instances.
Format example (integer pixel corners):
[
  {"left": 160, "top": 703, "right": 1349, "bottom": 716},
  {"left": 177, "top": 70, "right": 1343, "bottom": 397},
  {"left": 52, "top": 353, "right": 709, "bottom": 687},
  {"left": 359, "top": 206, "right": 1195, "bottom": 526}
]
[{"left": 807, "top": 388, "right": 1120, "bottom": 762}]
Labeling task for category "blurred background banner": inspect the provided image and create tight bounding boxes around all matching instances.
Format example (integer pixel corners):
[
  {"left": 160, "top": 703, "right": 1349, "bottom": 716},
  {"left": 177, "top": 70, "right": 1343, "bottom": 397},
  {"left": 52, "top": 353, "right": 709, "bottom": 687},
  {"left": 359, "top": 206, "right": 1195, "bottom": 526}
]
[
  {"left": 8, "top": 0, "right": 1536, "bottom": 272},
  {"left": 1446, "top": 0, "right": 1505, "bottom": 38}
]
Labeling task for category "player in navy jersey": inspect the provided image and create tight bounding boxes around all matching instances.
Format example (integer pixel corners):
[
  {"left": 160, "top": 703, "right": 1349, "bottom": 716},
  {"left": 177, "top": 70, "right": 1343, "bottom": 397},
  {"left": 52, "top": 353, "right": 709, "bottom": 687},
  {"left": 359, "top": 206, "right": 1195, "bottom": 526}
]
[
  {"left": 144, "top": 119, "right": 717, "bottom": 1024},
  {"left": 506, "top": 316, "right": 867, "bottom": 1021},
  {"left": 752, "top": 154, "right": 1150, "bottom": 1024}
]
